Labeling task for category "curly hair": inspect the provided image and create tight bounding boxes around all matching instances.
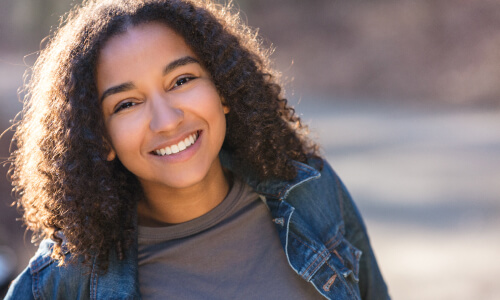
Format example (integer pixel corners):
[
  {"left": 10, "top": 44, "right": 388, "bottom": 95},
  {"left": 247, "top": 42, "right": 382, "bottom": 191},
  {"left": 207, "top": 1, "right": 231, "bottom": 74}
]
[{"left": 8, "top": 0, "right": 320, "bottom": 270}]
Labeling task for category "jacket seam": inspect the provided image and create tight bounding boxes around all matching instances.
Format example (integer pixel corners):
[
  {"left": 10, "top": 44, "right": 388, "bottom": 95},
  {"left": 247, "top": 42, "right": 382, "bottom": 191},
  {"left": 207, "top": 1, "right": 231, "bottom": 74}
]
[
  {"left": 289, "top": 231, "right": 329, "bottom": 280},
  {"left": 32, "top": 269, "right": 41, "bottom": 300},
  {"left": 335, "top": 175, "right": 345, "bottom": 219},
  {"left": 91, "top": 258, "right": 98, "bottom": 300},
  {"left": 282, "top": 207, "right": 298, "bottom": 276},
  {"left": 324, "top": 230, "right": 343, "bottom": 249},
  {"left": 281, "top": 169, "right": 321, "bottom": 199}
]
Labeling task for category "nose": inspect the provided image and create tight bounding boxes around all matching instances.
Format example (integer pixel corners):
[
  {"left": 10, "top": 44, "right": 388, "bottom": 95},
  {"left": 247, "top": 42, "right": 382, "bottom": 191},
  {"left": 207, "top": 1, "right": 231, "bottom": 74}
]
[{"left": 148, "top": 95, "right": 184, "bottom": 133}]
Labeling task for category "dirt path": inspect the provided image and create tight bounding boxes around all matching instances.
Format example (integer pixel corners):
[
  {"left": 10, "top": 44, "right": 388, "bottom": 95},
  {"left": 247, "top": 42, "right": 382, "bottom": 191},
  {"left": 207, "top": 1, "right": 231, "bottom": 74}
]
[{"left": 298, "top": 100, "right": 500, "bottom": 299}]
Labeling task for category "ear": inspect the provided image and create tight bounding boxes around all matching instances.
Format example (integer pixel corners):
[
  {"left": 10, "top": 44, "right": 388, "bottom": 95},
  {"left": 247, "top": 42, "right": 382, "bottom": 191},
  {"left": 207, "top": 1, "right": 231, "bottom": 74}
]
[
  {"left": 104, "top": 139, "right": 116, "bottom": 161},
  {"left": 107, "top": 149, "right": 116, "bottom": 161},
  {"left": 221, "top": 97, "right": 230, "bottom": 114}
]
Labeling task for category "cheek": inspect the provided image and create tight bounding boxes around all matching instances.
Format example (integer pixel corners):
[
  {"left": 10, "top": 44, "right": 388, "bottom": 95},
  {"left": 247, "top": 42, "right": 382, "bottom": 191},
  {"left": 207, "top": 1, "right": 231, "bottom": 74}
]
[
  {"left": 203, "top": 96, "right": 227, "bottom": 137},
  {"left": 106, "top": 118, "right": 145, "bottom": 157},
  {"left": 190, "top": 83, "right": 226, "bottom": 121},
  {"left": 210, "top": 108, "right": 227, "bottom": 152}
]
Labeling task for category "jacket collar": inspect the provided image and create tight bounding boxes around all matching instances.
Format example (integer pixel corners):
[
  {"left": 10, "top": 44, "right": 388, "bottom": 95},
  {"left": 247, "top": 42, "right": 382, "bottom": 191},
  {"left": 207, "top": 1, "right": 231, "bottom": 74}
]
[{"left": 219, "top": 150, "right": 321, "bottom": 200}]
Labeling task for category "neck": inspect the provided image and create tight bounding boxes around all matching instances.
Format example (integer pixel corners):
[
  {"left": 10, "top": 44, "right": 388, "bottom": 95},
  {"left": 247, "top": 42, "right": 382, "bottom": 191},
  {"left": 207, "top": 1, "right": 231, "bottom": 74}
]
[{"left": 137, "top": 161, "right": 230, "bottom": 227}]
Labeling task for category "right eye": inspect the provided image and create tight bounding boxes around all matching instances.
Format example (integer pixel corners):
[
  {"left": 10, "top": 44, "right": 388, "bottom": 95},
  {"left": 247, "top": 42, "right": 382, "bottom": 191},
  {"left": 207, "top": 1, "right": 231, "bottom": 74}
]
[
  {"left": 113, "top": 101, "right": 136, "bottom": 113},
  {"left": 169, "top": 75, "right": 197, "bottom": 91}
]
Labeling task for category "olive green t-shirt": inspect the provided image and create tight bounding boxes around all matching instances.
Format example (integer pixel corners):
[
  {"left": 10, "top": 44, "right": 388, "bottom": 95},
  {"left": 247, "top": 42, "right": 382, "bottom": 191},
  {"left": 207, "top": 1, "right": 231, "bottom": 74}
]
[{"left": 138, "top": 177, "right": 322, "bottom": 299}]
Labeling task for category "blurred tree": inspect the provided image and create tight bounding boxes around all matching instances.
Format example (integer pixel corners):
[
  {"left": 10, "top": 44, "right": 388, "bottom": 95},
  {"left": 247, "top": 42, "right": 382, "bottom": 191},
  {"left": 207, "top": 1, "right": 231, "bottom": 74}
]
[{"left": 1, "top": 0, "right": 74, "bottom": 51}]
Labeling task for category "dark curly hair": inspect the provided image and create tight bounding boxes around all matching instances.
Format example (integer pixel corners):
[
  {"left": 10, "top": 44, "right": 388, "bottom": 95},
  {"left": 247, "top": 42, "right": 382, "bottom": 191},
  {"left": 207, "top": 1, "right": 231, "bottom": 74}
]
[{"left": 8, "top": 0, "right": 319, "bottom": 270}]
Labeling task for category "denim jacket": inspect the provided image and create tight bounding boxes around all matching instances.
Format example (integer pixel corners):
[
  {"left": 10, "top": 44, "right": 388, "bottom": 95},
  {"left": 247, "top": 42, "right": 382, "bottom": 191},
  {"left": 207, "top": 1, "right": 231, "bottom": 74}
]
[{"left": 5, "top": 156, "right": 389, "bottom": 299}]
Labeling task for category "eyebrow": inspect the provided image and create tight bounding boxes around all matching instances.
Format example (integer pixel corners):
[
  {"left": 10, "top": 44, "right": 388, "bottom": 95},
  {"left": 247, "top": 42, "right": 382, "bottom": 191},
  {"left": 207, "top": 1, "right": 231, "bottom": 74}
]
[
  {"left": 163, "top": 56, "right": 200, "bottom": 76},
  {"left": 100, "top": 56, "right": 200, "bottom": 102},
  {"left": 100, "top": 82, "right": 135, "bottom": 103}
]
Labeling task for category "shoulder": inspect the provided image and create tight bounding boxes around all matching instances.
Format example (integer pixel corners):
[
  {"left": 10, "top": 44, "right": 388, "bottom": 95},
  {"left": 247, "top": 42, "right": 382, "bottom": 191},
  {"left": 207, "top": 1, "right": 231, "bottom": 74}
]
[
  {"left": 287, "top": 157, "right": 372, "bottom": 255},
  {"left": 289, "top": 157, "right": 350, "bottom": 216},
  {"left": 291, "top": 158, "right": 391, "bottom": 299},
  {"left": 295, "top": 157, "right": 368, "bottom": 237},
  {"left": 308, "top": 156, "right": 344, "bottom": 191},
  {"left": 4, "top": 239, "right": 92, "bottom": 299},
  {"left": 282, "top": 157, "right": 357, "bottom": 253}
]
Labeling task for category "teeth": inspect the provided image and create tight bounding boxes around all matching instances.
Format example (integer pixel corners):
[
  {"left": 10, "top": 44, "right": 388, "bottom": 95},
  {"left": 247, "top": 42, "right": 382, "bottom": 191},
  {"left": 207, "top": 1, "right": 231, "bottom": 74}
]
[
  {"left": 154, "top": 132, "right": 198, "bottom": 156},
  {"left": 178, "top": 141, "right": 186, "bottom": 151},
  {"left": 171, "top": 145, "right": 179, "bottom": 154}
]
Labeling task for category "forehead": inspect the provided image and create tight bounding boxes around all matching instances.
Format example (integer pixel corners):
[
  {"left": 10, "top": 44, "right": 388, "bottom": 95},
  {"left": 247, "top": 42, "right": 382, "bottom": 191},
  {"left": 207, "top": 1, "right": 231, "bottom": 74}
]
[
  {"left": 98, "top": 22, "right": 193, "bottom": 63},
  {"left": 95, "top": 22, "right": 199, "bottom": 91}
]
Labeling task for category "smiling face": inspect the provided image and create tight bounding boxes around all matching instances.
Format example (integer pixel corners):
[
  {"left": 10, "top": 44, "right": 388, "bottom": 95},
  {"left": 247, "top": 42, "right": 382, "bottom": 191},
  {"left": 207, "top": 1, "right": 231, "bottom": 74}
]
[{"left": 97, "top": 22, "right": 229, "bottom": 196}]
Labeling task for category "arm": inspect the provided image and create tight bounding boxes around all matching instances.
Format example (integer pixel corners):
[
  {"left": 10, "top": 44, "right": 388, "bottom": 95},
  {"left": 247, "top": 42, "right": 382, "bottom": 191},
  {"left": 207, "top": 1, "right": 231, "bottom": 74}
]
[
  {"left": 329, "top": 163, "right": 390, "bottom": 299},
  {"left": 4, "top": 266, "right": 35, "bottom": 300}
]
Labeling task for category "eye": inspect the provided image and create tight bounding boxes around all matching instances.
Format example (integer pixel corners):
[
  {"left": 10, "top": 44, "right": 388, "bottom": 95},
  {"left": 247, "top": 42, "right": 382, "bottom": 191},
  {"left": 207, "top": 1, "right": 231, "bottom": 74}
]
[
  {"left": 172, "top": 76, "right": 196, "bottom": 89},
  {"left": 113, "top": 101, "right": 137, "bottom": 113}
]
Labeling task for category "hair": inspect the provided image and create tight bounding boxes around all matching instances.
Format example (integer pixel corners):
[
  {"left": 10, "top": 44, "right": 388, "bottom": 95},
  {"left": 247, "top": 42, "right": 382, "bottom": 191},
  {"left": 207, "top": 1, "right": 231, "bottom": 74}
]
[{"left": 8, "top": 0, "right": 320, "bottom": 270}]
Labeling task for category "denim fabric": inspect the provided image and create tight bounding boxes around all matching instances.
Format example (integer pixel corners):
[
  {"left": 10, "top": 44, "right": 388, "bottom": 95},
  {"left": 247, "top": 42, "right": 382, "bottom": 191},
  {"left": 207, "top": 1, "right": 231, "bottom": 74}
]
[{"left": 5, "top": 157, "right": 389, "bottom": 299}]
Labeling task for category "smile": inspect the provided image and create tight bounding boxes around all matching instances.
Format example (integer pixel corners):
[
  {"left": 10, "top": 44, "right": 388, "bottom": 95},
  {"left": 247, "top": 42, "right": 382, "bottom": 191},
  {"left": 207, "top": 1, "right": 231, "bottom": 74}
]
[{"left": 154, "top": 132, "right": 199, "bottom": 156}]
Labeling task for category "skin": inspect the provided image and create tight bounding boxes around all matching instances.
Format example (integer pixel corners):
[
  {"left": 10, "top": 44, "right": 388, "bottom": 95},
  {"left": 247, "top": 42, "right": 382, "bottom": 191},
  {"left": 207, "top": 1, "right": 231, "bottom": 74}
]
[{"left": 97, "top": 22, "right": 230, "bottom": 226}]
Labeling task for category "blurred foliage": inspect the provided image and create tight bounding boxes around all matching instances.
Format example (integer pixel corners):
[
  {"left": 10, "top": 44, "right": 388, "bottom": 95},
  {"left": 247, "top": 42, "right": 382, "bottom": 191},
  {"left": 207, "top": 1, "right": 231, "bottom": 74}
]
[
  {"left": 240, "top": 0, "right": 500, "bottom": 105},
  {"left": 0, "top": 0, "right": 74, "bottom": 50},
  {"left": 1, "top": 0, "right": 500, "bottom": 104}
]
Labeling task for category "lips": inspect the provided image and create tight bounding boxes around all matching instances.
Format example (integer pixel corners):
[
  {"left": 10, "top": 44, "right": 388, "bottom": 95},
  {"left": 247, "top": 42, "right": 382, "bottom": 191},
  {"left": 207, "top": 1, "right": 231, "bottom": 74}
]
[{"left": 153, "top": 131, "right": 199, "bottom": 156}]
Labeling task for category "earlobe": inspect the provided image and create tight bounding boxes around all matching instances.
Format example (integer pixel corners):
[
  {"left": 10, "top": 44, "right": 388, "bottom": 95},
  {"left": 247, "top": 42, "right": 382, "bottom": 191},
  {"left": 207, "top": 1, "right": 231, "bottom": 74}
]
[
  {"left": 220, "top": 97, "right": 230, "bottom": 114},
  {"left": 103, "top": 138, "right": 116, "bottom": 161},
  {"left": 107, "top": 149, "right": 116, "bottom": 161}
]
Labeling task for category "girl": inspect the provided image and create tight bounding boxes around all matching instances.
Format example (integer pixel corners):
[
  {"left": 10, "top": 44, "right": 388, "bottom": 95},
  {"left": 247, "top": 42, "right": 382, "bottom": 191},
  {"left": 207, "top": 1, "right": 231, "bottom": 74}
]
[{"left": 6, "top": 0, "right": 389, "bottom": 299}]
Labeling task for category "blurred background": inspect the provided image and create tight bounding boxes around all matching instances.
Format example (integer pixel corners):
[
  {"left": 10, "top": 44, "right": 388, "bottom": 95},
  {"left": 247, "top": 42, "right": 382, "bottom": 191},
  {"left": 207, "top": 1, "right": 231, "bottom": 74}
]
[{"left": 1, "top": 0, "right": 499, "bottom": 298}]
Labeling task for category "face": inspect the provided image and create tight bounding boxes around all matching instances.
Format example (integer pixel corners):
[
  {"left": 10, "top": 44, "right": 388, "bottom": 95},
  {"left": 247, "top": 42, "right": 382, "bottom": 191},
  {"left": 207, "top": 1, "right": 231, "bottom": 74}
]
[{"left": 97, "top": 22, "right": 229, "bottom": 193}]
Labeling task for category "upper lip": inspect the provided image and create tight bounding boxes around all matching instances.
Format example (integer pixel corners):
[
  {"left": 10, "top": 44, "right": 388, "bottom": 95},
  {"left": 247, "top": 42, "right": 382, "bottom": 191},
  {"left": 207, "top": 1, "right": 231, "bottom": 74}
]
[{"left": 149, "top": 130, "right": 200, "bottom": 153}]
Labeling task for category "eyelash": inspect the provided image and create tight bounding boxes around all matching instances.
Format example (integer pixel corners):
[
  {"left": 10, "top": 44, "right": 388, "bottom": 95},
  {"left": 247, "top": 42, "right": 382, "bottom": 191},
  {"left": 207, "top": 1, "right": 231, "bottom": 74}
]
[
  {"left": 172, "top": 76, "right": 196, "bottom": 89},
  {"left": 112, "top": 75, "right": 197, "bottom": 114},
  {"left": 113, "top": 101, "right": 136, "bottom": 114}
]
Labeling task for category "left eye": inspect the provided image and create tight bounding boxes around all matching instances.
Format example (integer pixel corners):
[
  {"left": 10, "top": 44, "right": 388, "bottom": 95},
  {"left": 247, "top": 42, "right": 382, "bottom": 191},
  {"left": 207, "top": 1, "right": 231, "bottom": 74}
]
[
  {"left": 113, "top": 101, "right": 137, "bottom": 113},
  {"left": 173, "top": 76, "right": 196, "bottom": 88}
]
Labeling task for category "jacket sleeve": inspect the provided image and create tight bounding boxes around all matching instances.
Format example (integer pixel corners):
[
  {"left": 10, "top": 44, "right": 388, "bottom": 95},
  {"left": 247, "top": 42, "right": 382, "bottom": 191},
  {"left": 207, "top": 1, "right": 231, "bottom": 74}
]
[
  {"left": 327, "top": 162, "right": 391, "bottom": 300},
  {"left": 3, "top": 266, "right": 35, "bottom": 300}
]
